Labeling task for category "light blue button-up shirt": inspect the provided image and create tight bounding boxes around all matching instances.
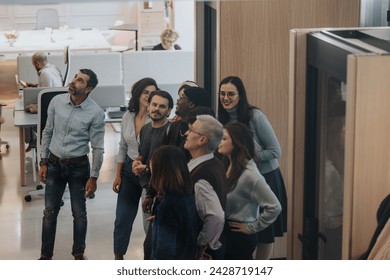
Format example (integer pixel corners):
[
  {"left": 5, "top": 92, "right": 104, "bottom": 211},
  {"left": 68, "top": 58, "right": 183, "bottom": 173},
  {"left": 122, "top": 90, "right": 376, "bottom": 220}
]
[{"left": 41, "top": 93, "right": 105, "bottom": 177}]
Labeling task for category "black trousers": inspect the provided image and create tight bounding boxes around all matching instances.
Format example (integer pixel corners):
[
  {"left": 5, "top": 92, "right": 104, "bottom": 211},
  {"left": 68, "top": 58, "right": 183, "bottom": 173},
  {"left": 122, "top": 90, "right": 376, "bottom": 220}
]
[{"left": 224, "top": 222, "right": 257, "bottom": 260}]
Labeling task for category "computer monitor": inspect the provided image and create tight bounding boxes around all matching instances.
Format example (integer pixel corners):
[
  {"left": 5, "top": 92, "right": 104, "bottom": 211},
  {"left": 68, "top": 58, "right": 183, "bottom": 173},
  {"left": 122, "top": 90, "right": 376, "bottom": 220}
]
[
  {"left": 90, "top": 85, "right": 126, "bottom": 109},
  {"left": 23, "top": 87, "right": 53, "bottom": 108}
]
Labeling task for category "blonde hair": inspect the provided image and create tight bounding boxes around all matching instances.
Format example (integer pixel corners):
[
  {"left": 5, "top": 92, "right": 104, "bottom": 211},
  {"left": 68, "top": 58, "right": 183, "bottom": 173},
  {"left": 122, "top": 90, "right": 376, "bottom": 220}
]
[{"left": 161, "top": 29, "right": 179, "bottom": 42}]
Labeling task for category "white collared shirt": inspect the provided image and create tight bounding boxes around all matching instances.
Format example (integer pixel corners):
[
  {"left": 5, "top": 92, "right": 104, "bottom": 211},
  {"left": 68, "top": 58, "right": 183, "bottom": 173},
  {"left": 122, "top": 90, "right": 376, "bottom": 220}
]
[{"left": 188, "top": 153, "right": 225, "bottom": 250}]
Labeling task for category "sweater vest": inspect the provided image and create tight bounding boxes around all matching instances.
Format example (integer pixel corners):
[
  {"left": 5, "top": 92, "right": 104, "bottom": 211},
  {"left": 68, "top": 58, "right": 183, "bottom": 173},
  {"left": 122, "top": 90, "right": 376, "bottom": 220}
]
[{"left": 191, "top": 157, "right": 227, "bottom": 210}]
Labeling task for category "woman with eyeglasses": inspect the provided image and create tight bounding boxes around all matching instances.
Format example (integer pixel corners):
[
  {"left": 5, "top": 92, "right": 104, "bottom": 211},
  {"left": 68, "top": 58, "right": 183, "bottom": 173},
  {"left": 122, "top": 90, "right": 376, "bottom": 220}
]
[
  {"left": 218, "top": 122, "right": 281, "bottom": 259},
  {"left": 112, "top": 77, "right": 158, "bottom": 260},
  {"left": 217, "top": 76, "right": 287, "bottom": 260},
  {"left": 152, "top": 29, "right": 182, "bottom": 50}
]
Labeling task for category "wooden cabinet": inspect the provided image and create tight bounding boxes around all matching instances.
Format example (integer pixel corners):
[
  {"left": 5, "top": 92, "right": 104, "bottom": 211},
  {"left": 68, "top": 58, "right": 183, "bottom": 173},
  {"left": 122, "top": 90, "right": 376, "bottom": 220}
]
[
  {"left": 343, "top": 54, "right": 390, "bottom": 259},
  {"left": 288, "top": 28, "right": 390, "bottom": 259},
  {"left": 137, "top": 7, "right": 165, "bottom": 48}
]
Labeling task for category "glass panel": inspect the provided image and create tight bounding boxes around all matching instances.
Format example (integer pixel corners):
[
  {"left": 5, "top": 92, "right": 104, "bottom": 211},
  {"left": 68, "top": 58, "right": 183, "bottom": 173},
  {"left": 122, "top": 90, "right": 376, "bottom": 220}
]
[
  {"left": 360, "top": 0, "right": 389, "bottom": 27},
  {"left": 317, "top": 74, "right": 346, "bottom": 259}
]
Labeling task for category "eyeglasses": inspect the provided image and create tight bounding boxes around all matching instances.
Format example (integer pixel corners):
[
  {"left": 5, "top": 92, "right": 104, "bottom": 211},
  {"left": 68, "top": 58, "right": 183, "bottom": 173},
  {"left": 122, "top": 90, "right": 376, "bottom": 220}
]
[
  {"left": 164, "top": 39, "right": 176, "bottom": 44},
  {"left": 218, "top": 91, "right": 238, "bottom": 99},
  {"left": 187, "top": 127, "right": 206, "bottom": 137}
]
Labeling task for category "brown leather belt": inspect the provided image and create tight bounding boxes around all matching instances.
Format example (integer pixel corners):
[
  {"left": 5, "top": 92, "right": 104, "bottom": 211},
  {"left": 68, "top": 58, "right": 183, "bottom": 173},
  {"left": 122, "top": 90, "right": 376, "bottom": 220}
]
[{"left": 49, "top": 153, "right": 88, "bottom": 165}]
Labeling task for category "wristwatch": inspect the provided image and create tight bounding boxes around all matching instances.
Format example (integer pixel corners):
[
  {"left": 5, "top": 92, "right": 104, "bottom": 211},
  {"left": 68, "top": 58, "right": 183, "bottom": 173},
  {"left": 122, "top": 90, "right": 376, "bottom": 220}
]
[{"left": 39, "top": 158, "right": 47, "bottom": 166}]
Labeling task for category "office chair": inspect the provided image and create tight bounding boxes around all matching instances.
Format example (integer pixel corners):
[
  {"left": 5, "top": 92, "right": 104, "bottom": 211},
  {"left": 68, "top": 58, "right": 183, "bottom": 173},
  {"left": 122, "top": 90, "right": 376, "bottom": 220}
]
[
  {"left": 62, "top": 45, "right": 70, "bottom": 86},
  {"left": 24, "top": 88, "right": 67, "bottom": 202},
  {"left": 0, "top": 102, "right": 10, "bottom": 160},
  {"left": 36, "top": 8, "right": 59, "bottom": 30}
]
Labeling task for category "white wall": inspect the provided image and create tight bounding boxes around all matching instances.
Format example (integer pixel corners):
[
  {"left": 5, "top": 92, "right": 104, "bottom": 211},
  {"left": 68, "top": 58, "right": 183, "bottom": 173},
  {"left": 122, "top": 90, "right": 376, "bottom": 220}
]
[
  {"left": 0, "top": 1, "right": 137, "bottom": 30},
  {"left": 0, "top": 0, "right": 195, "bottom": 50},
  {"left": 174, "top": 0, "right": 195, "bottom": 50}
]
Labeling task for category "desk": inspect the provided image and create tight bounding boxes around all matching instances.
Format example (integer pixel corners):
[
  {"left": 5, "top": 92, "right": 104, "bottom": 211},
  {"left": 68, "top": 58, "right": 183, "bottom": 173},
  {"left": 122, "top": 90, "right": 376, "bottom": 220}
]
[
  {"left": 1, "top": 28, "right": 111, "bottom": 56},
  {"left": 14, "top": 110, "right": 37, "bottom": 186},
  {"left": 109, "top": 24, "right": 138, "bottom": 51},
  {"left": 14, "top": 99, "right": 25, "bottom": 112},
  {"left": 14, "top": 107, "right": 122, "bottom": 186}
]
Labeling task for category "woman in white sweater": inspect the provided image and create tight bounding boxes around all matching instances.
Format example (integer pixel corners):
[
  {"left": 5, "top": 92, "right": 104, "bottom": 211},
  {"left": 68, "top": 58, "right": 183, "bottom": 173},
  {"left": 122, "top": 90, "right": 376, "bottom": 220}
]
[
  {"left": 112, "top": 77, "right": 157, "bottom": 260},
  {"left": 218, "top": 122, "right": 281, "bottom": 260}
]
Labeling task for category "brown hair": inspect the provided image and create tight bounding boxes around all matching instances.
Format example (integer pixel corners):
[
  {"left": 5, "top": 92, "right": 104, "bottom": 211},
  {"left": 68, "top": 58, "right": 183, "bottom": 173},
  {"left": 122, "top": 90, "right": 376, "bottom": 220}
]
[
  {"left": 128, "top": 77, "right": 158, "bottom": 112},
  {"left": 150, "top": 145, "right": 193, "bottom": 196},
  {"left": 223, "top": 122, "right": 255, "bottom": 191}
]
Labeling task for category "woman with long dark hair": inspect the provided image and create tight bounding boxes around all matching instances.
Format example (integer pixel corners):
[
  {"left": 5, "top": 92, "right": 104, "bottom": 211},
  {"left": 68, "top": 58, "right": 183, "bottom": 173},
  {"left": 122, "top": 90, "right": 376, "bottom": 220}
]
[
  {"left": 112, "top": 77, "right": 158, "bottom": 260},
  {"left": 217, "top": 76, "right": 287, "bottom": 259},
  {"left": 149, "top": 145, "right": 198, "bottom": 259},
  {"left": 218, "top": 122, "right": 281, "bottom": 259}
]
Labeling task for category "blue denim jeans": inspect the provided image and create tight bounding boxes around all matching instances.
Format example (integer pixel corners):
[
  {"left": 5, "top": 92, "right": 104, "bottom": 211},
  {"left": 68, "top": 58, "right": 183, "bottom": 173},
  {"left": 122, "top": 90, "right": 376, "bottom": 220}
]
[
  {"left": 113, "top": 156, "right": 143, "bottom": 255},
  {"left": 41, "top": 157, "right": 90, "bottom": 258}
]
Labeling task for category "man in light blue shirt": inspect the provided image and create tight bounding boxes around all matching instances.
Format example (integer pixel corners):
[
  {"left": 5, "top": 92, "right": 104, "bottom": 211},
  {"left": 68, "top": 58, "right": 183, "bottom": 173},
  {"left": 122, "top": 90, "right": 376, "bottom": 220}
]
[{"left": 38, "top": 69, "right": 105, "bottom": 260}]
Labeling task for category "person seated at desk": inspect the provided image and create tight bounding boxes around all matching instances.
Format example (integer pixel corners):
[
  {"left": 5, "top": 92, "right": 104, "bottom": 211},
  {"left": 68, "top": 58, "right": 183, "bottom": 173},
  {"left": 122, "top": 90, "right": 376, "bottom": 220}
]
[
  {"left": 152, "top": 29, "right": 182, "bottom": 50},
  {"left": 23, "top": 51, "right": 63, "bottom": 151},
  {"left": 23, "top": 51, "right": 63, "bottom": 88}
]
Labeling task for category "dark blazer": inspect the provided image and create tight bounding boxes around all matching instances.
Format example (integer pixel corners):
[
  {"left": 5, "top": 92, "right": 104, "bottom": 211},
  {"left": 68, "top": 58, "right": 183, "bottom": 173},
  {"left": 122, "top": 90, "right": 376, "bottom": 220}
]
[{"left": 151, "top": 193, "right": 198, "bottom": 259}]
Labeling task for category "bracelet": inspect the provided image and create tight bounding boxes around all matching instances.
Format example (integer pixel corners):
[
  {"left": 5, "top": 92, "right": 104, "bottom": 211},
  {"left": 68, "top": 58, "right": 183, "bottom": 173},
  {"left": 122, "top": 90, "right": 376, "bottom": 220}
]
[{"left": 39, "top": 159, "right": 47, "bottom": 166}]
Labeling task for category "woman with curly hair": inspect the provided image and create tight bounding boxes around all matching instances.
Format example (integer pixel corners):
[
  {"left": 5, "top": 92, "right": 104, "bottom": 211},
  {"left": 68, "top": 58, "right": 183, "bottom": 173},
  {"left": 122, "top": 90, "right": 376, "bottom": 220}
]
[{"left": 112, "top": 77, "right": 158, "bottom": 260}]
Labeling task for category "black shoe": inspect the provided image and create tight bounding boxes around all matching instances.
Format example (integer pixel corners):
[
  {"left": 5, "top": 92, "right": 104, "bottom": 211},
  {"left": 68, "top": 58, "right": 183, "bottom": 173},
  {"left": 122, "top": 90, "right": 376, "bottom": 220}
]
[
  {"left": 74, "top": 254, "right": 87, "bottom": 260},
  {"left": 38, "top": 255, "right": 52, "bottom": 260},
  {"left": 25, "top": 140, "right": 37, "bottom": 153}
]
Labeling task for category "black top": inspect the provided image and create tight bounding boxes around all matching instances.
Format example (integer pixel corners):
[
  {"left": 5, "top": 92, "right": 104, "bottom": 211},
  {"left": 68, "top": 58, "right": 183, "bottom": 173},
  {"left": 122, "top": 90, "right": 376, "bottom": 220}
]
[
  {"left": 152, "top": 43, "right": 182, "bottom": 50},
  {"left": 138, "top": 122, "right": 170, "bottom": 188}
]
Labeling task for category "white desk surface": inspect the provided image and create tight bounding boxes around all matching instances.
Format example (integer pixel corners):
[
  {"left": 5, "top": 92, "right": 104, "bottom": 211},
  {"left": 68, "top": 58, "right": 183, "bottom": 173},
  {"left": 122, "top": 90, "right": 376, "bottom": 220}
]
[
  {"left": 1, "top": 28, "right": 111, "bottom": 55},
  {"left": 14, "top": 99, "right": 25, "bottom": 111},
  {"left": 14, "top": 110, "right": 38, "bottom": 127}
]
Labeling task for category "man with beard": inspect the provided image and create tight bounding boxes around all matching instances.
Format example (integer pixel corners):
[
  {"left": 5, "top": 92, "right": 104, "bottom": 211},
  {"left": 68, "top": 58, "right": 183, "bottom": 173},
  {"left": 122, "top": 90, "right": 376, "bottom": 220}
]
[
  {"left": 24, "top": 51, "right": 63, "bottom": 88},
  {"left": 23, "top": 51, "right": 63, "bottom": 151},
  {"left": 131, "top": 90, "right": 173, "bottom": 259},
  {"left": 38, "top": 69, "right": 105, "bottom": 260},
  {"left": 131, "top": 91, "right": 173, "bottom": 213}
]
